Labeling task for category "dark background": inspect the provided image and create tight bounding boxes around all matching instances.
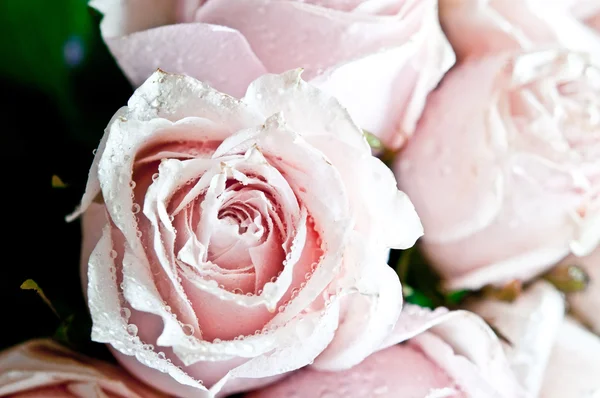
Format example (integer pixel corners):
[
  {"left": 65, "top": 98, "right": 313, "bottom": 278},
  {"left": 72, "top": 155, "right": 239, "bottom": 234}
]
[{"left": 1, "top": 0, "right": 132, "bottom": 358}]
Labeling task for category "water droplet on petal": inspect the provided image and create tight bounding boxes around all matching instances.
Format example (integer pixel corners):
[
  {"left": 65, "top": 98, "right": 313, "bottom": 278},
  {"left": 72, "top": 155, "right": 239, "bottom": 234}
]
[
  {"left": 126, "top": 324, "right": 138, "bottom": 336},
  {"left": 182, "top": 324, "right": 194, "bottom": 336},
  {"left": 120, "top": 308, "right": 131, "bottom": 320}
]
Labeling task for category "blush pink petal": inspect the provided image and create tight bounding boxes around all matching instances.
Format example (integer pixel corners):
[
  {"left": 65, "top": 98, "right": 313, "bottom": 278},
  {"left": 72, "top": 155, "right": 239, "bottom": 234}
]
[
  {"left": 246, "top": 343, "right": 464, "bottom": 398},
  {"left": 93, "top": 0, "right": 452, "bottom": 147},
  {"left": 559, "top": 248, "right": 600, "bottom": 334},
  {"left": 381, "top": 305, "right": 526, "bottom": 398},
  {"left": 466, "top": 282, "right": 565, "bottom": 396},
  {"left": 313, "top": 233, "right": 404, "bottom": 371},
  {"left": 195, "top": 0, "right": 427, "bottom": 79},
  {"left": 540, "top": 317, "right": 600, "bottom": 398},
  {"left": 250, "top": 305, "right": 525, "bottom": 398},
  {"left": 103, "top": 24, "right": 268, "bottom": 97},
  {"left": 439, "top": 0, "right": 600, "bottom": 61},
  {"left": 0, "top": 339, "right": 166, "bottom": 398}
]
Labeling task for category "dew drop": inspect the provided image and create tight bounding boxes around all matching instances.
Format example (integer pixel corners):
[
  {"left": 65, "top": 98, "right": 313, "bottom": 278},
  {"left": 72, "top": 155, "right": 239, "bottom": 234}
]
[
  {"left": 109, "top": 250, "right": 118, "bottom": 259},
  {"left": 182, "top": 324, "right": 194, "bottom": 336},
  {"left": 232, "top": 288, "right": 243, "bottom": 295},
  {"left": 129, "top": 180, "right": 136, "bottom": 189},
  {"left": 132, "top": 203, "right": 141, "bottom": 214},
  {"left": 92, "top": 148, "right": 98, "bottom": 155},
  {"left": 126, "top": 324, "right": 138, "bottom": 336},
  {"left": 158, "top": 352, "right": 166, "bottom": 360},
  {"left": 213, "top": 338, "right": 222, "bottom": 344},
  {"left": 136, "top": 230, "right": 143, "bottom": 238},
  {"left": 152, "top": 173, "right": 160, "bottom": 182},
  {"left": 120, "top": 308, "right": 131, "bottom": 320}
]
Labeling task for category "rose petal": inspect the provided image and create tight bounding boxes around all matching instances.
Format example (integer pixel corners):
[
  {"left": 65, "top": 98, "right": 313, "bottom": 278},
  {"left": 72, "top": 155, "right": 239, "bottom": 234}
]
[
  {"left": 242, "top": 69, "right": 370, "bottom": 154},
  {"left": 310, "top": 9, "right": 453, "bottom": 147},
  {"left": 243, "top": 69, "right": 423, "bottom": 249},
  {"left": 246, "top": 343, "right": 465, "bottom": 398},
  {"left": 86, "top": 226, "right": 207, "bottom": 392},
  {"left": 195, "top": 0, "right": 431, "bottom": 79},
  {"left": 380, "top": 306, "right": 526, "bottom": 398},
  {"left": 0, "top": 339, "right": 166, "bottom": 398},
  {"left": 313, "top": 233, "right": 403, "bottom": 370},
  {"left": 104, "top": 22, "right": 268, "bottom": 97},
  {"left": 540, "top": 317, "right": 600, "bottom": 397},
  {"left": 439, "top": 0, "right": 600, "bottom": 61},
  {"left": 466, "top": 281, "right": 565, "bottom": 396}
]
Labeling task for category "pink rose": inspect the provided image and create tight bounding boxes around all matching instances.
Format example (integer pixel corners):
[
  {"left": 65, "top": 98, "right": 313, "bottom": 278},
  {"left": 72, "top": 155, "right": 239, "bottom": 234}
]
[
  {"left": 439, "top": 0, "right": 600, "bottom": 61},
  {"left": 467, "top": 281, "right": 600, "bottom": 397},
  {"left": 0, "top": 339, "right": 165, "bottom": 397},
  {"left": 246, "top": 305, "right": 525, "bottom": 398},
  {"left": 72, "top": 69, "right": 422, "bottom": 397},
  {"left": 394, "top": 49, "right": 600, "bottom": 290},
  {"left": 90, "top": 0, "right": 454, "bottom": 148}
]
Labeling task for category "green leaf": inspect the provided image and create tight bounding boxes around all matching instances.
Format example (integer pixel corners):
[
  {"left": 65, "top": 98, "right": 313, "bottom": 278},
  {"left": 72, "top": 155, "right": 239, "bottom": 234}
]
[
  {"left": 54, "top": 314, "right": 75, "bottom": 344},
  {"left": 20, "top": 279, "right": 60, "bottom": 318},
  {"left": 445, "top": 289, "right": 470, "bottom": 305},
  {"left": 51, "top": 174, "right": 68, "bottom": 188},
  {"left": 403, "top": 285, "right": 435, "bottom": 308}
]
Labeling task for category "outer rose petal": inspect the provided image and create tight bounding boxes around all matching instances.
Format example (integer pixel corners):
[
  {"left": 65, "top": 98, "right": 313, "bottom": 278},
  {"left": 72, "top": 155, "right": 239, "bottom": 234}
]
[
  {"left": 466, "top": 282, "right": 565, "bottom": 396},
  {"left": 0, "top": 339, "right": 166, "bottom": 398},
  {"left": 312, "top": 234, "right": 404, "bottom": 370},
  {"left": 540, "top": 317, "right": 600, "bottom": 398},
  {"left": 381, "top": 306, "right": 526, "bottom": 398},
  {"left": 102, "top": 24, "right": 268, "bottom": 97},
  {"left": 195, "top": 0, "right": 432, "bottom": 78},
  {"left": 94, "top": 0, "right": 453, "bottom": 148},
  {"left": 250, "top": 305, "right": 525, "bottom": 398},
  {"left": 559, "top": 248, "right": 600, "bottom": 334},
  {"left": 246, "top": 344, "right": 464, "bottom": 398},
  {"left": 439, "top": 0, "right": 600, "bottom": 61}
]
